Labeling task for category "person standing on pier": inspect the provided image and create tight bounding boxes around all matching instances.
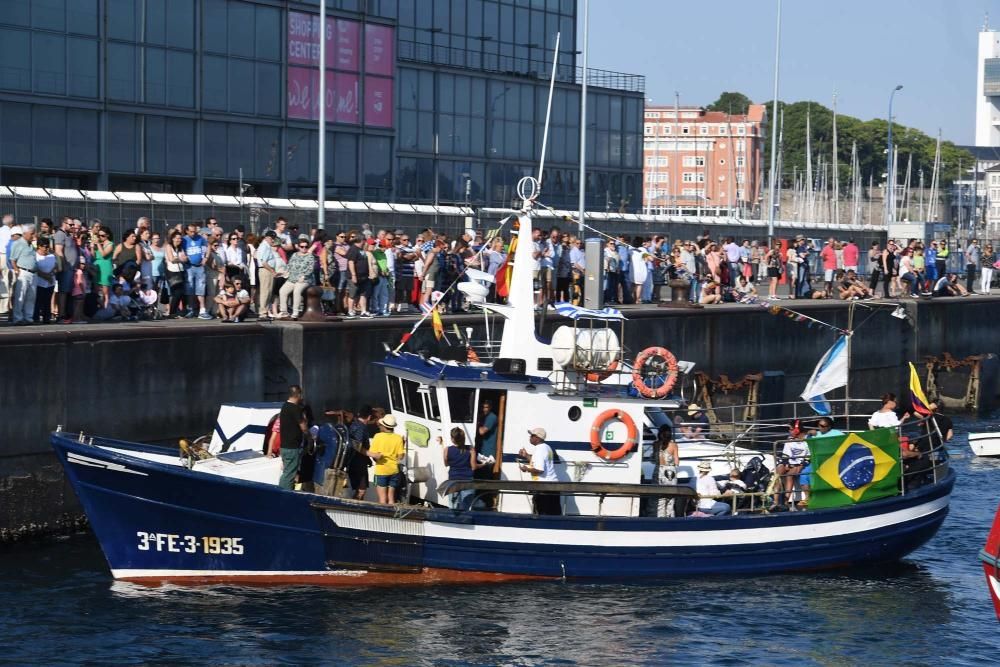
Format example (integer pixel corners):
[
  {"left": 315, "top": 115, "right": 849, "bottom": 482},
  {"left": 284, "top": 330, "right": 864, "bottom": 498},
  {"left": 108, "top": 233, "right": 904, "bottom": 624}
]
[
  {"left": 0, "top": 213, "right": 13, "bottom": 318},
  {"left": 9, "top": 225, "right": 37, "bottom": 325},
  {"left": 965, "top": 239, "right": 980, "bottom": 294},
  {"left": 278, "top": 385, "right": 309, "bottom": 490}
]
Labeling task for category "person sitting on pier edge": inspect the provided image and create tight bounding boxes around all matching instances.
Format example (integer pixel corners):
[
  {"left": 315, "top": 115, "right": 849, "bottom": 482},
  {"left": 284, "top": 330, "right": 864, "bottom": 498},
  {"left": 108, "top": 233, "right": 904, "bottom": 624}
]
[
  {"left": 443, "top": 427, "right": 480, "bottom": 511},
  {"left": 695, "top": 461, "right": 730, "bottom": 516},
  {"left": 869, "top": 393, "right": 909, "bottom": 430},
  {"left": 278, "top": 385, "right": 308, "bottom": 491},
  {"left": 518, "top": 427, "right": 561, "bottom": 515},
  {"left": 368, "top": 414, "right": 405, "bottom": 505},
  {"left": 772, "top": 422, "right": 810, "bottom": 511}
]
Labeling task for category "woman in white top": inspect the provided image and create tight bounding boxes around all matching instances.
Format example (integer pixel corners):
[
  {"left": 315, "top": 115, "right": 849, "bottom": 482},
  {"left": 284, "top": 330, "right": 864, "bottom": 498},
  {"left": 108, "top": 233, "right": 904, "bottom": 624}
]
[
  {"left": 869, "top": 393, "right": 909, "bottom": 429},
  {"left": 224, "top": 233, "right": 246, "bottom": 282}
]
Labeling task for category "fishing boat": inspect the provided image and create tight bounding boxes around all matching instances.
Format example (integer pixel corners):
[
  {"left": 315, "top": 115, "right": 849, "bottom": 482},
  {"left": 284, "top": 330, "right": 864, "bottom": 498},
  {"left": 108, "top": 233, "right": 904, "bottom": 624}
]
[{"left": 50, "top": 191, "right": 955, "bottom": 585}]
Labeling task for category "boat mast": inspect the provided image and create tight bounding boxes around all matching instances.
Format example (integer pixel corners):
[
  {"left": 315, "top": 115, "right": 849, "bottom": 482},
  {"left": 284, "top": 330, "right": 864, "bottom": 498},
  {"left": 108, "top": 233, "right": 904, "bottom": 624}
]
[
  {"left": 805, "top": 107, "right": 814, "bottom": 223},
  {"left": 577, "top": 0, "right": 589, "bottom": 236},
  {"left": 929, "top": 131, "right": 941, "bottom": 221}
]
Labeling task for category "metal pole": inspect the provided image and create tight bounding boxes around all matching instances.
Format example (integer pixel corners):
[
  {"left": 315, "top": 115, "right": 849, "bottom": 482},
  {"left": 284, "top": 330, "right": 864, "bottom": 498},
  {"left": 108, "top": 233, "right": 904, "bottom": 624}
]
[
  {"left": 577, "top": 0, "right": 588, "bottom": 236},
  {"left": 886, "top": 85, "right": 902, "bottom": 227},
  {"left": 317, "top": 0, "right": 326, "bottom": 230},
  {"left": 766, "top": 0, "right": 782, "bottom": 241},
  {"left": 674, "top": 91, "right": 680, "bottom": 215}
]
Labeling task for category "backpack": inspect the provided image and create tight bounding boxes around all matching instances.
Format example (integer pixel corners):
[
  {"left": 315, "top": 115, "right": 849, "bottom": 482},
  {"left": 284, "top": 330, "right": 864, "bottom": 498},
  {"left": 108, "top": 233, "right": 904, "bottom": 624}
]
[{"left": 740, "top": 456, "right": 772, "bottom": 494}]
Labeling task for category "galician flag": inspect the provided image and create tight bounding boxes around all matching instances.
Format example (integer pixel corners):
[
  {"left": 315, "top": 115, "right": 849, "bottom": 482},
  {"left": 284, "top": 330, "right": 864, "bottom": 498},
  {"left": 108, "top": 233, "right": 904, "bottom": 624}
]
[
  {"left": 800, "top": 335, "right": 849, "bottom": 415},
  {"left": 809, "top": 428, "right": 901, "bottom": 509}
]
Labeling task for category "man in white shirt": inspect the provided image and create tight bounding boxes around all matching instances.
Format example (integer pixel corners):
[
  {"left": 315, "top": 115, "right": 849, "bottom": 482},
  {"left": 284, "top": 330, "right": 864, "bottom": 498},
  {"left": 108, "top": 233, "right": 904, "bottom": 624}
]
[
  {"left": 0, "top": 213, "right": 14, "bottom": 316},
  {"left": 696, "top": 461, "right": 730, "bottom": 515},
  {"left": 255, "top": 231, "right": 278, "bottom": 318},
  {"left": 518, "top": 427, "right": 560, "bottom": 515}
]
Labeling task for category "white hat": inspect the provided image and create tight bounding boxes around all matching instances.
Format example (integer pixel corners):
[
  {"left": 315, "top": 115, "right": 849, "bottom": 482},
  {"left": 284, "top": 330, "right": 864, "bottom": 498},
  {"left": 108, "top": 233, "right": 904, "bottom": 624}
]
[
  {"left": 527, "top": 427, "right": 547, "bottom": 440},
  {"left": 687, "top": 404, "right": 703, "bottom": 416},
  {"left": 378, "top": 414, "right": 397, "bottom": 429},
  {"left": 10, "top": 226, "right": 22, "bottom": 235},
  {"left": 697, "top": 460, "right": 713, "bottom": 472}
]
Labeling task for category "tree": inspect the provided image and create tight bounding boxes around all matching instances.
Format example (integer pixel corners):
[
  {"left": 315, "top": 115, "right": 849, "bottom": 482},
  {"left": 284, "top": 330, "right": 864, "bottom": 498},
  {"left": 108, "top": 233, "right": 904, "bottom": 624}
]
[
  {"left": 707, "top": 92, "right": 752, "bottom": 116},
  {"left": 761, "top": 100, "right": 973, "bottom": 189}
]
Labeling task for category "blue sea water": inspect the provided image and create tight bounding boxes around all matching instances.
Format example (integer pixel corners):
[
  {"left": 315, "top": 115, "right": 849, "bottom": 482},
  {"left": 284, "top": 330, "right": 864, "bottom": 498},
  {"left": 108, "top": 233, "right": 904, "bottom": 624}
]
[{"left": 1, "top": 419, "right": 999, "bottom": 666}]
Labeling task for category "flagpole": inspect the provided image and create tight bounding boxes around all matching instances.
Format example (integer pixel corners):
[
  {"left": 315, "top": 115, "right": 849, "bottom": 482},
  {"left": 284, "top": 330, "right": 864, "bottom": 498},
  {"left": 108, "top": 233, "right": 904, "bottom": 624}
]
[{"left": 846, "top": 300, "right": 855, "bottom": 430}]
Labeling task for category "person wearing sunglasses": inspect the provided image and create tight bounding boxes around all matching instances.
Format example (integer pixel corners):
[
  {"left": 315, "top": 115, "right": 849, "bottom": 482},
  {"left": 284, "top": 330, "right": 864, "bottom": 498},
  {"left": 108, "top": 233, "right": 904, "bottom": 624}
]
[{"left": 276, "top": 236, "right": 315, "bottom": 319}]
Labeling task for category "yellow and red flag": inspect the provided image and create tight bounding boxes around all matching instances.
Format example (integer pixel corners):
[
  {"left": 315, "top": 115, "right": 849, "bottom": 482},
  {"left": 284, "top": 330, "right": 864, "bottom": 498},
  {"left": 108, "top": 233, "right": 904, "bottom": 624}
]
[
  {"left": 431, "top": 305, "right": 444, "bottom": 341},
  {"left": 909, "top": 362, "right": 932, "bottom": 416}
]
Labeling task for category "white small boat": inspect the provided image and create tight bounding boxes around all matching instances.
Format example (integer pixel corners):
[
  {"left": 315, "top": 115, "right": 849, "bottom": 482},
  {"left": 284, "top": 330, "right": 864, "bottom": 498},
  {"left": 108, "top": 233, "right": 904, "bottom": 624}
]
[{"left": 969, "top": 432, "right": 1000, "bottom": 457}]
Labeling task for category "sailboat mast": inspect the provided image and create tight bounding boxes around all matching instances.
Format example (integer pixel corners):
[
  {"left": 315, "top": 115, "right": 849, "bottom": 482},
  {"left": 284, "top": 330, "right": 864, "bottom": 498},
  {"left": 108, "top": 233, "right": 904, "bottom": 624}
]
[
  {"left": 805, "top": 108, "right": 814, "bottom": 222},
  {"left": 929, "top": 131, "right": 942, "bottom": 221}
]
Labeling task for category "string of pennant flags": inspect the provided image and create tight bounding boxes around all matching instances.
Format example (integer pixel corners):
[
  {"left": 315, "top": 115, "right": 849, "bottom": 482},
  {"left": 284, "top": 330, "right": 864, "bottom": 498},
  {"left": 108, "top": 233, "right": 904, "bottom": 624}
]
[{"left": 735, "top": 293, "right": 850, "bottom": 334}]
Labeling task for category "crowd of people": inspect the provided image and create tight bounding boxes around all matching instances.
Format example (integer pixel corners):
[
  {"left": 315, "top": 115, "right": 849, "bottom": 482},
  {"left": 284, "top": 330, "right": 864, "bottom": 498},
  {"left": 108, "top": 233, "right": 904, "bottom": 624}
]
[{"left": 1, "top": 212, "right": 997, "bottom": 326}]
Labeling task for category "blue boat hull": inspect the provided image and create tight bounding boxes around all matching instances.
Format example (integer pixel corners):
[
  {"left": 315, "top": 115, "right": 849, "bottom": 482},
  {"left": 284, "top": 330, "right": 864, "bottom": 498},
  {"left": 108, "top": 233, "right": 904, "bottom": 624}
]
[{"left": 52, "top": 434, "right": 954, "bottom": 583}]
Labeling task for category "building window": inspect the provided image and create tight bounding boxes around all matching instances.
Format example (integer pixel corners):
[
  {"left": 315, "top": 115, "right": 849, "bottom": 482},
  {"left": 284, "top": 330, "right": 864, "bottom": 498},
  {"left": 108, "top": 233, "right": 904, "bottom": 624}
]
[
  {"left": 657, "top": 157, "right": 667, "bottom": 166},
  {"left": 645, "top": 156, "right": 655, "bottom": 166},
  {"left": 737, "top": 126, "right": 746, "bottom": 135},
  {"left": 718, "top": 125, "right": 726, "bottom": 135},
  {"left": 696, "top": 173, "right": 705, "bottom": 183},
  {"left": 682, "top": 125, "right": 689, "bottom": 134},
  {"left": 644, "top": 125, "right": 653, "bottom": 135},
  {"left": 683, "top": 156, "right": 705, "bottom": 167},
  {"left": 736, "top": 156, "right": 745, "bottom": 167},
  {"left": 682, "top": 172, "right": 694, "bottom": 183},
  {"left": 663, "top": 126, "right": 671, "bottom": 135},
  {"left": 699, "top": 125, "right": 708, "bottom": 135},
  {"left": 657, "top": 172, "right": 668, "bottom": 182}
]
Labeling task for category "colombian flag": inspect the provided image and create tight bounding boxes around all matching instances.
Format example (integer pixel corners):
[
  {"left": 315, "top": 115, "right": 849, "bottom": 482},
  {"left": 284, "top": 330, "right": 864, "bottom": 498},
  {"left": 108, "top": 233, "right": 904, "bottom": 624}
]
[
  {"left": 809, "top": 428, "right": 901, "bottom": 509},
  {"left": 431, "top": 305, "right": 444, "bottom": 341},
  {"left": 909, "top": 362, "right": 932, "bottom": 416}
]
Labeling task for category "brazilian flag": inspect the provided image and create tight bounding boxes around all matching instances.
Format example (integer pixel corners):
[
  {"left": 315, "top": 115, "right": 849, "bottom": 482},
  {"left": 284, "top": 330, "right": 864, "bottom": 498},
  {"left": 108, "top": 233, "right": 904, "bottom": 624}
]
[{"left": 809, "top": 428, "right": 901, "bottom": 509}]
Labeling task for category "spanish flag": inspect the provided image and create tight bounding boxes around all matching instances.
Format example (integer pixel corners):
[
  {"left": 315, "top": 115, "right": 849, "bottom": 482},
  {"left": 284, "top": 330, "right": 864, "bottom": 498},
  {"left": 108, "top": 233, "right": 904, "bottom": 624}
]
[
  {"left": 431, "top": 305, "right": 444, "bottom": 341},
  {"left": 909, "top": 362, "right": 932, "bottom": 416}
]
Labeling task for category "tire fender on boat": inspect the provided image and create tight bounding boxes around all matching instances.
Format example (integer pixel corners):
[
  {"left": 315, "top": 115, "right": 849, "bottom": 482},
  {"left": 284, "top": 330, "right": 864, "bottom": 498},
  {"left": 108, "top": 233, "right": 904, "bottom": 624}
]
[
  {"left": 590, "top": 409, "right": 639, "bottom": 460},
  {"left": 631, "top": 346, "right": 679, "bottom": 398}
]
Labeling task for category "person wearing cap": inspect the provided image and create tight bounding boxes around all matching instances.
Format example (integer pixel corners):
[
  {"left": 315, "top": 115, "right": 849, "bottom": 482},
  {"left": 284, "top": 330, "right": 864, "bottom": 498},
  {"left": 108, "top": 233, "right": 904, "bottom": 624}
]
[
  {"left": 695, "top": 461, "right": 730, "bottom": 516},
  {"left": 278, "top": 385, "right": 309, "bottom": 490},
  {"left": 772, "top": 422, "right": 810, "bottom": 510},
  {"left": 9, "top": 224, "right": 37, "bottom": 325},
  {"left": 443, "top": 427, "right": 480, "bottom": 510},
  {"left": 368, "top": 414, "right": 405, "bottom": 504},
  {"left": 518, "top": 427, "right": 561, "bottom": 515}
]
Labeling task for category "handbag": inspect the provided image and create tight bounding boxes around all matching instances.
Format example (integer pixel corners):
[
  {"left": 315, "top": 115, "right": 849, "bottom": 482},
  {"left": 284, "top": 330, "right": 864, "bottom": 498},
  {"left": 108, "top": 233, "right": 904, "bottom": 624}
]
[
  {"left": 992, "top": 260, "right": 1000, "bottom": 270},
  {"left": 159, "top": 285, "right": 170, "bottom": 304}
]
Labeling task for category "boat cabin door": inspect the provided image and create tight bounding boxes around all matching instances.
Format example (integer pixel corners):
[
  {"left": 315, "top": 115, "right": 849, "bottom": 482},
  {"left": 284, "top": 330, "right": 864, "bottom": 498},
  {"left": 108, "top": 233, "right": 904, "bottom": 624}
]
[{"left": 446, "top": 387, "right": 506, "bottom": 475}]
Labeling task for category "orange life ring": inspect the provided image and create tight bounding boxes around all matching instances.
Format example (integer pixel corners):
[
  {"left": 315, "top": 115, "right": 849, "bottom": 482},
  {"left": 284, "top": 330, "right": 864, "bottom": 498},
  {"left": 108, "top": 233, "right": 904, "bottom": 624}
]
[
  {"left": 631, "top": 346, "right": 679, "bottom": 399},
  {"left": 585, "top": 359, "right": 619, "bottom": 383},
  {"left": 590, "top": 409, "right": 638, "bottom": 461}
]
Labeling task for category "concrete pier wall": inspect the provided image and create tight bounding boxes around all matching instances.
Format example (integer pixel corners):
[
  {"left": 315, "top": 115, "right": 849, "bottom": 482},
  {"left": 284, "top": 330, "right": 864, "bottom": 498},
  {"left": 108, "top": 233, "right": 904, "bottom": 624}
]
[{"left": 1, "top": 297, "right": 997, "bottom": 540}]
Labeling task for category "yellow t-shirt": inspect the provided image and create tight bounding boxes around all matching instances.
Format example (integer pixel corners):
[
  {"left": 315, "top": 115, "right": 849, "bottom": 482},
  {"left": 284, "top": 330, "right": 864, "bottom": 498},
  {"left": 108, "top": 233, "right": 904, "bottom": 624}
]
[{"left": 369, "top": 432, "right": 405, "bottom": 476}]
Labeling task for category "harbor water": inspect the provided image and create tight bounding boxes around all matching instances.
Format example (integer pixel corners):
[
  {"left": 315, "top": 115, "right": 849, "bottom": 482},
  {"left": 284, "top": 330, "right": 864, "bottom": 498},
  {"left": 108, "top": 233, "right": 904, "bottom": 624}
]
[{"left": 1, "top": 417, "right": 998, "bottom": 666}]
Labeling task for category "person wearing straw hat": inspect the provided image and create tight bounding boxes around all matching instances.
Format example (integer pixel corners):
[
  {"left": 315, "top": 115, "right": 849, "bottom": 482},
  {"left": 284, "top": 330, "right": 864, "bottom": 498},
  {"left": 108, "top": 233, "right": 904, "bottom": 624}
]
[
  {"left": 368, "top": 414, "right": 405, "bottom": 505},
  {"left": 679, "top": 404, "right": 709, "bottom": 440},
  {"left": 695, "top": 461, "right": 729, "bottom": 516}
]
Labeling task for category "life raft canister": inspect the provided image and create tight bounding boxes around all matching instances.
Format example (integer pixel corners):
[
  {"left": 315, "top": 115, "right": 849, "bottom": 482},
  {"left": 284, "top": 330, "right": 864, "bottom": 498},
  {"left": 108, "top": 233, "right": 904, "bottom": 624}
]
[
  {"left": 590, "top": 409, "right": 638, "bottom": 460},
  {"left": 631, "top": 346, "right": 679, "bottom": 398}
]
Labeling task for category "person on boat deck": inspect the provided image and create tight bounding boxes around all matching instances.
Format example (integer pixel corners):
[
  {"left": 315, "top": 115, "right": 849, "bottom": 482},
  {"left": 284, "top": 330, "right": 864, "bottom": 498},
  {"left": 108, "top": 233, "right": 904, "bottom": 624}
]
[
  {"left": 904, "top": 402, "right": 953, "bottom": 488},
  {"left": 368, "top": 414, "right": 405, "bottom": 505},
  {"left": 474, "top": 400, "right": 500, "bottom": 509},
  {"left": 278, "top": 385, "right": 308, "bottom": 491},
  {"left": 869, "top": 393, "right": 909, "bottom": 430},
  {"left": 695, "top": 461, "right": 730, "bottom": 516},
  {"left": 679, "top": 404, "right": 709, "bottom": 440},
  {"left": 344, "top": 406, "right": 374, "bottom": 500},
  {"left": 772, "top": 423, "right": 809, "bottom": 510},
  {"left": 799, "top": 418, "right": 844, "bottom": 508},
  {"left": 444, "top": 428, "right": 480, "bottom": 511},
  {"left": 518, "top": 427, "right": 561, "bottom": 516},
  {"left": 656, "top": 425, "right": 680, "bottom": 518}
]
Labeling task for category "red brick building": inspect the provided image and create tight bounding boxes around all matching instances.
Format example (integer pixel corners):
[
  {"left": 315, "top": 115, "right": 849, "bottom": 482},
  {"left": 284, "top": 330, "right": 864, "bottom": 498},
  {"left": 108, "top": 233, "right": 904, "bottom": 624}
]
[{"left": 642, "top": 104, "right": 766, "bottom": 216}]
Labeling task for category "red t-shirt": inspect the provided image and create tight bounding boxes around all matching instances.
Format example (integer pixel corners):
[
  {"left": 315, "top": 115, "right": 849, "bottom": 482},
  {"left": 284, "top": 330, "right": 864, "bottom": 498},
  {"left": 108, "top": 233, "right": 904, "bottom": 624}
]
[
  {"left": 821, "top": 245, "right": 838, "bottom": 270},
  {"left": 842, "top": 243, "right": 859, "bottom": 267}
]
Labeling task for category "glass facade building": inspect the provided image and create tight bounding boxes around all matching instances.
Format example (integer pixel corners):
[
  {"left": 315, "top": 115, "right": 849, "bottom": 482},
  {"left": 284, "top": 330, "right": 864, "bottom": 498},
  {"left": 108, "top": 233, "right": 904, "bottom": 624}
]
[{"left": 0, "top": 0, "right": 644, "bottom": 210}]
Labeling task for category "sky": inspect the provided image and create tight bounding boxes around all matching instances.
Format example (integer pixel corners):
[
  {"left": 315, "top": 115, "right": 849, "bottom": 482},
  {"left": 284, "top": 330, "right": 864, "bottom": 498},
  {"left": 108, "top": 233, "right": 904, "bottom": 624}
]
[{"left": 585, "top": 0, "right": 991, "bottom": 145}]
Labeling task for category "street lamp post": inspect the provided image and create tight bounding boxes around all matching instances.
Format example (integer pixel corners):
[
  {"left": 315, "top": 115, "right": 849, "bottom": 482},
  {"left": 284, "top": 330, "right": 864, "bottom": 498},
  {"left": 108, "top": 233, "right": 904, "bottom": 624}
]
[{"left": 885, "top": 84, "right": 903, "bottom": 226}]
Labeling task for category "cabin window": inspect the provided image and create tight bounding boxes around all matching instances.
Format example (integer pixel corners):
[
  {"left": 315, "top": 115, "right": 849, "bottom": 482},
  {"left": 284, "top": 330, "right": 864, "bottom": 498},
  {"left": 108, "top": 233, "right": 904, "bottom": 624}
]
[
  {"left": 425, "top": 388, "right": 442, "bottom": 421},
  {"left": 386, "top": 376, "right": 403, "bottom": 412},
  {"left": 447, "top": 387, "right": 477, "bottom": 423},
  {"left": 401, "top": 379, "right": 426, "bottom": 419}
]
